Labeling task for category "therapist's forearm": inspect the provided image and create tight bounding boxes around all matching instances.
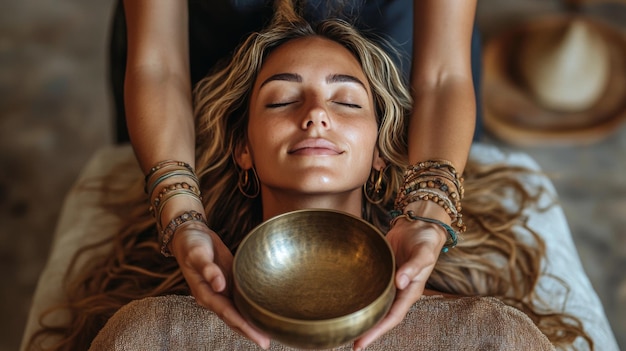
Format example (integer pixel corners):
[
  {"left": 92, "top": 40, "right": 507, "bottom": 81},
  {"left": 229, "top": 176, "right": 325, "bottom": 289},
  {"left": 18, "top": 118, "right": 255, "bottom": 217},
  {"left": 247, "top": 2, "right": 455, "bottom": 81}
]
[
  {"left": 123, "top": 0, "right": 195, "bottom": 173},
  {"left": 407, "top": 76, "right": 475, "bottom": 174},
  {"left": 125, "top": 67, "right": 196, "bottom": 172},
  {"left": 409, "top": 0, "right": 477, "bottom": 174}
]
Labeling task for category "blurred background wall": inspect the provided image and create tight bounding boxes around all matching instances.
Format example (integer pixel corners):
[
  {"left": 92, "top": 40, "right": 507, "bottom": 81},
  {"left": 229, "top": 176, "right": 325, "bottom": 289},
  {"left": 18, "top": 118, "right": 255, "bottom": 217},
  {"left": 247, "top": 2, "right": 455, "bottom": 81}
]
[
  {"left": 1, "top": 0, "right": 624, "bottom": 350},
  {"left": 1, "top": 1, "right": 113, "bottom": 350}
]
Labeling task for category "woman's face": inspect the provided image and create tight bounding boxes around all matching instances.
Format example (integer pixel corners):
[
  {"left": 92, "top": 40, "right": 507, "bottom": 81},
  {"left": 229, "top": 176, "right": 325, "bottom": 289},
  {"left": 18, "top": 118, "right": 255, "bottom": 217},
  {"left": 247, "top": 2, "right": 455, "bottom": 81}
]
[{"left": 241, "top": 36, "right": 383, "bottom": 213}]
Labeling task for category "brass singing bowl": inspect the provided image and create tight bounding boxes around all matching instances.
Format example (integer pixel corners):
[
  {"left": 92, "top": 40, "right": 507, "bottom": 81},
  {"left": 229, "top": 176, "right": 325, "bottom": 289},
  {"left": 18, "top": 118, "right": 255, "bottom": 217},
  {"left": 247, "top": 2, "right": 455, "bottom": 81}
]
[{"left": 233, "top": 209, "right": 396, "bottom": 349}]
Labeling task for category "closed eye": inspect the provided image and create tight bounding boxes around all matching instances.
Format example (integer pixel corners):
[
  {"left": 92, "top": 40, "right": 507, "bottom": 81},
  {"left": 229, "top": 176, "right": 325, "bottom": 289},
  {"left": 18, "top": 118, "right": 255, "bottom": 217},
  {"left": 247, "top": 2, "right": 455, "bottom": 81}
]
[
  {"left": 266, "top": 102, "right": 296, "bottom": 108},
  {"left": 334, "top": 101, "right": 362, "bottom": 109}
]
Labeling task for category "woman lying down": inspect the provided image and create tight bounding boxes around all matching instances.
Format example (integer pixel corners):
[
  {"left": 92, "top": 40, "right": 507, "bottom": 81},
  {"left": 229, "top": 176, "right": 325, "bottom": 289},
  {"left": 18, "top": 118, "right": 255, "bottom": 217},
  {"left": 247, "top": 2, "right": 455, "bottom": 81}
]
[{"left": 29, "top": 3, "right": 592, "bottom": 351}]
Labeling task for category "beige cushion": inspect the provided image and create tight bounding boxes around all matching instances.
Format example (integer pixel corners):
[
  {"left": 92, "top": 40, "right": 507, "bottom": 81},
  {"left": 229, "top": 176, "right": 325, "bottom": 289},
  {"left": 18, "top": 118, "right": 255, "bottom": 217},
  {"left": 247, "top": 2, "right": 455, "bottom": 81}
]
[
  {"left": 20, "top": 145, "right": 140, "bottom": 351},
  {"left": 89, "top": 295, "right": 554, "bottom": 351}
]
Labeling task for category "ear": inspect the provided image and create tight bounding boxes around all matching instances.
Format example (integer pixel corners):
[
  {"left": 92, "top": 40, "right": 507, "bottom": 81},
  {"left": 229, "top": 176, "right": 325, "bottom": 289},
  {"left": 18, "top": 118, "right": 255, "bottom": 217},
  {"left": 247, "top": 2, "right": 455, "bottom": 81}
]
[
  {"left": 234, "top": 141, "right": 254, "bottom": 170},
  {"left": 372, "top": 147, "right": 386, "bottom": 171}
]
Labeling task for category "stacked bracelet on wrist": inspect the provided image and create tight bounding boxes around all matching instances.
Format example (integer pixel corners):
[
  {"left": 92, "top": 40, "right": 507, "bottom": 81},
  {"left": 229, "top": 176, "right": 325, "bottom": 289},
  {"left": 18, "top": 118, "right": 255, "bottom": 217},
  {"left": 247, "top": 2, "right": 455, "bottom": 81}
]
[
  {"left": 391, "top": 159, "right": 465, "bottom": 253},
  {"left": 159, "top": 210, "right": 207, "bottom": 257},
  {"left": 144, "top": 160, "right": 205, "bottom": 257},
  {"left": 144, "top": 160, "right": 195, "bottom": 194},
  {"left": 389, "top": 210, "right": 458, "bottom": 253}
]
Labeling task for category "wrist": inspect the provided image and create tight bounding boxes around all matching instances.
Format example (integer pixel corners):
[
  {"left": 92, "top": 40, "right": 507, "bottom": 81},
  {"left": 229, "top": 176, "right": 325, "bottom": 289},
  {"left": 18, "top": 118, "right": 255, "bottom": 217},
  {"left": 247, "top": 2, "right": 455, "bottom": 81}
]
[
  {"left": 389, "top": 204, "right": 458, "bottom": 253},
  {"left": 157, "top": 195, "right": 206, "bottom": 231},
  {"left": 160, "top": 210, "right": 207, "bottom": 257},
  {"left": 169, "top": 219, "right": 212, "bottom": 257},
  {"left": 402, "top": 200, "right": 451, "bottom": 225}
]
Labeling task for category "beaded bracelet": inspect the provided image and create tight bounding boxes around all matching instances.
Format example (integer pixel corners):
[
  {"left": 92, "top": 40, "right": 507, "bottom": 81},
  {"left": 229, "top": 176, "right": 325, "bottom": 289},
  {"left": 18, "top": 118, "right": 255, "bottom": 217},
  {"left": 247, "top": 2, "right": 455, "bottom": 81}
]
[
  {"left": 406, "top": 159, "right": 459, "bottom": 178},
  {"left": 398, "top": 188, "right": 459, "bottom": 220},
  {"left": 403, "top": 160, "right": 464, "bottom": 198},
  {"left": 389, "top": 210, "right": 458, "bottom": 253},
  {"left": 150, "top": 182, "right": 201, "bottom": 214},
  {"left": 155, "top": 192, "right": 203, "bottom": 232},
  {"left": 401, "top": 170, "right": 464, "bottom": 201},
  {"left": 145, "top": 160, "right": 194, "bottom": 185},
  {"left": 395, "top": 159, "right": 466, "bottom": 233},
  {"left": 146, "top": 169, "right": 200, "bottom": 199},
  {"left": 400, "top": 167, "right": 463, "bottom": 200},
  {"left": 150, "top": 189, "right": 203, "bottom": 221},
  {"left": 160, "top": 210, "right": 207, "bottom": 257}
]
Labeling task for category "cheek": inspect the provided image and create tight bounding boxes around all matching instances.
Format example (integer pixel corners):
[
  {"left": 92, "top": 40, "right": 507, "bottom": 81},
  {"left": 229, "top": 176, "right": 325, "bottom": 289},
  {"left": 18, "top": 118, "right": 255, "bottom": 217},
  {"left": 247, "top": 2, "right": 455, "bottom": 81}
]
[
  {"left": 349, "top": 118, "right": 379, "bottom": 150},
  {"left": 344, "top": 120, "right": 380, "bottom": 174},
  {"left": 246, "top": 109, "right": 270, "bottom": 145},
  {"left": 248, "top": 118, "right": 281, "bottom": 147},
  {"left": 246, "top": 116, "right": 289, "bottom": 166}
]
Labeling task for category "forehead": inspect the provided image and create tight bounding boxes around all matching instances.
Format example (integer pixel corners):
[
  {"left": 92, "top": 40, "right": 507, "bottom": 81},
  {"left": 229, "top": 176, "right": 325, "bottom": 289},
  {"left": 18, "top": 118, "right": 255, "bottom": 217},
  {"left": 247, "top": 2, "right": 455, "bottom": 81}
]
[{"left": 256, "top": 36, "right": 366, "bottom": 81}]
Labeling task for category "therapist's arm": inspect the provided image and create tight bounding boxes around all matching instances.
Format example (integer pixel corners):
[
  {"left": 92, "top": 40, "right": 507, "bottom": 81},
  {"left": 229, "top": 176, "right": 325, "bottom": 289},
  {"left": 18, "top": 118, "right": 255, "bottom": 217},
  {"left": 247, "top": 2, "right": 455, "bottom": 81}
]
[
  {"left": 409, "top": 0, "right": 477, "bottom": 175},
  {"left": 123, "top": 0, "right": 195, "bottom": 172}
]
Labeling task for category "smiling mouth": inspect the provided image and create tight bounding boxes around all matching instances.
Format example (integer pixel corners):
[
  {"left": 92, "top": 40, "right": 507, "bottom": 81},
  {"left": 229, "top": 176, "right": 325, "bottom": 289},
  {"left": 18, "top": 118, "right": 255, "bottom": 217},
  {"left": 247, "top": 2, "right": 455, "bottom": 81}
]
[
  {"left": 288, "top": 147, "right": 343, "bottom": 156},
  {"left": 288, "top": 139, "right": 343, "bottom": 155}
]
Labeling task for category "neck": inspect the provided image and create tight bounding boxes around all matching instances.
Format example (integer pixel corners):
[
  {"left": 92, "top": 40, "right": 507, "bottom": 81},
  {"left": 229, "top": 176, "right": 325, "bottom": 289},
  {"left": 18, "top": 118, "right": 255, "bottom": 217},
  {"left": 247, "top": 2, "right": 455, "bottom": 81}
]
[{"left": 260, "top": 188, "right": 364, "bottom": 220}]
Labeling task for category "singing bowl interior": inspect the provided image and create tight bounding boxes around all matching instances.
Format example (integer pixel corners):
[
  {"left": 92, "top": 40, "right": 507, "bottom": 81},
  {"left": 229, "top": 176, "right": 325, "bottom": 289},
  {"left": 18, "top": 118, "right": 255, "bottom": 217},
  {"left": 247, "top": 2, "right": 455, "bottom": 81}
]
[{"left": 233, "top": 209, "right": 395, "bottom": 349}]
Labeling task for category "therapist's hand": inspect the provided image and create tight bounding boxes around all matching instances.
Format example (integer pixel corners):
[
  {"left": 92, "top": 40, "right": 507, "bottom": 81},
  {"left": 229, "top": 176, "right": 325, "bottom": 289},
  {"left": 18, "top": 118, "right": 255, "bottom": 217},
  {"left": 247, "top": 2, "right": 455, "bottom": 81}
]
[
  {"left": 353, "top": 203, "right": 447, "bottom": 350},
  {"left": 171, "top": 221, "right": 271, "bottom": 349}
]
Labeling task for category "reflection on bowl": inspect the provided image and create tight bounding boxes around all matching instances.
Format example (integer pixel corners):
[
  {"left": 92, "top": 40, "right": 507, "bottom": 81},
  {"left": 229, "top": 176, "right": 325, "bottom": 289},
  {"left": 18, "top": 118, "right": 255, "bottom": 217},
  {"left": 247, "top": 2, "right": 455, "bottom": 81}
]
[{"left": 233, "top": 209, "right": 395, "bottom": 349}]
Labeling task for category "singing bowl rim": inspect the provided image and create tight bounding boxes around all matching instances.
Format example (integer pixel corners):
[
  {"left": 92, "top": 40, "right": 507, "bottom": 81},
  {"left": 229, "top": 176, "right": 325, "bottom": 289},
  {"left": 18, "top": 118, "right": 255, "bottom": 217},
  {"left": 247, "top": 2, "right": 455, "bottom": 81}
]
[{"left": 232, "top": 209, "right": 396, "bottom": 347}]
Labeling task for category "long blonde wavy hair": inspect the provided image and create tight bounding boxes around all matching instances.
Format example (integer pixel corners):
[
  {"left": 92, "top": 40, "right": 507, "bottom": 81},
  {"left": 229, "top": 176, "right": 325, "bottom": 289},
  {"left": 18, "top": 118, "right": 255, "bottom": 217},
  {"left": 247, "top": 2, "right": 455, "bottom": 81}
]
[{"left": 29, "top": 1, "right": 591, "bottom": 350}]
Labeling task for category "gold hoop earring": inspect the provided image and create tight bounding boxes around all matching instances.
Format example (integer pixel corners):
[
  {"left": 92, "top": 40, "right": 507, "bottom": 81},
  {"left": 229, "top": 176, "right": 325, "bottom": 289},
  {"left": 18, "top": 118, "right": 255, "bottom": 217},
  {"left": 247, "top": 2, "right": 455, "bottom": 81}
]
[
  {"left": 237, "top": 167, "right": 260, "bottom": 198},
  {"left": 363, "top": 167, "right": 385, "bottom": 204}
]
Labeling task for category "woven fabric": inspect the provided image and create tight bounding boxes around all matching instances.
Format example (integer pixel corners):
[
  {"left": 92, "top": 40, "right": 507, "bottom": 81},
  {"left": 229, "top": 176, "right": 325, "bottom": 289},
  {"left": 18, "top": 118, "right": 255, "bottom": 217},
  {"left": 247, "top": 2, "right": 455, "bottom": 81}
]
[{"left": 89, "top": 294, "right": 554, "bottom": 351}]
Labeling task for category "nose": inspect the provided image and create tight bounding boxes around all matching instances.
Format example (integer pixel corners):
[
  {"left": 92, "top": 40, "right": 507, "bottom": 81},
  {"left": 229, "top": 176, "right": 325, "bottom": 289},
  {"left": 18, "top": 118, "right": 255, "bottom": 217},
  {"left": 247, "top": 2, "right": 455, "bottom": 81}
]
[{"left": 301, "top": 101, "right": 330, "bottom": 130}]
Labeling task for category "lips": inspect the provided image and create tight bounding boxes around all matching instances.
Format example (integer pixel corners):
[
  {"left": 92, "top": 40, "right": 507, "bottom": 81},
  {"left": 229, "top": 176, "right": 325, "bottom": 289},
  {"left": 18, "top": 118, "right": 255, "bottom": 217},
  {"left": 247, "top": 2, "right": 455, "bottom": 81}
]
[{"left": 288, "top": 138, "right": 343, "bottom": 155}]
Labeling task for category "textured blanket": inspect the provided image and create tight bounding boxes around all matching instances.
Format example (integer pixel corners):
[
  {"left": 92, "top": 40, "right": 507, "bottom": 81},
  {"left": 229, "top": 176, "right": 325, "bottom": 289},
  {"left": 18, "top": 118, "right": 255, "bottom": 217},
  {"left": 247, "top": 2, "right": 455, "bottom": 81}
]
[{"left": 89, "top": 294, "right": 554, "bottom": 351}]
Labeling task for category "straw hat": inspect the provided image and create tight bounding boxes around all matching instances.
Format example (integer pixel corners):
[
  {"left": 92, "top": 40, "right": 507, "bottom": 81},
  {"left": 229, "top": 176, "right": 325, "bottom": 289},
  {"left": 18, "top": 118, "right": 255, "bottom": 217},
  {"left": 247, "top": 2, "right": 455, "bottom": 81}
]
[{"left": 482, "top": 15, "right": 626, "bottom": 145}]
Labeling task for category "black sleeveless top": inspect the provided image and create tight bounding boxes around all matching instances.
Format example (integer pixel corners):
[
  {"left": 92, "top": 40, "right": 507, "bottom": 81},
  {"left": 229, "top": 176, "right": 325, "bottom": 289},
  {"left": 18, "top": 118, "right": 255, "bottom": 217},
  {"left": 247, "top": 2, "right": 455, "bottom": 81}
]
[
  {"left": 187, "top": 0, "right": 413, "bottom": 83},
  {"left": 111, "top": 0, "right": 483, "bottom": 143}
]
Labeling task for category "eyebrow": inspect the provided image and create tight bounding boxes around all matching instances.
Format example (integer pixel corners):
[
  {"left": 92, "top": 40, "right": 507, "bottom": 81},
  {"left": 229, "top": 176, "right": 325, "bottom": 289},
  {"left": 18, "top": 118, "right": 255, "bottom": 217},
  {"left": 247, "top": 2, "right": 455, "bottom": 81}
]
[
  {"left": 259, "top": 73, "right": 302, "bottom": 88},
  {"left": 326, "top": 74, "right": 367, "bottom": 91},
  {"left": 259, "top": 73, "right": 367, "bottom": 92}
]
